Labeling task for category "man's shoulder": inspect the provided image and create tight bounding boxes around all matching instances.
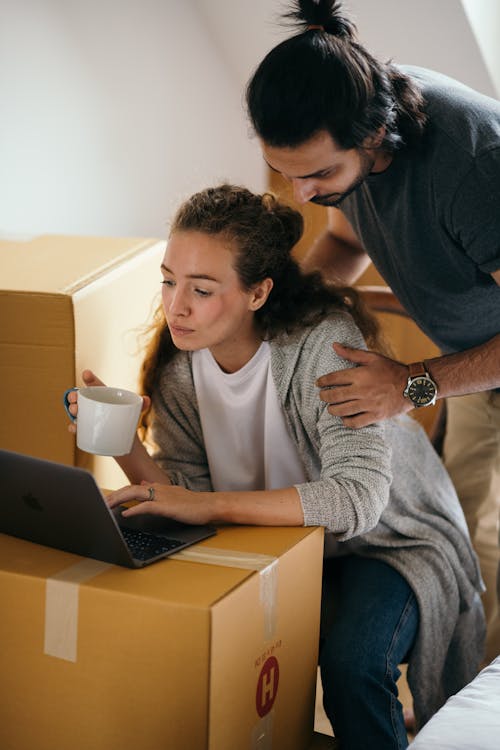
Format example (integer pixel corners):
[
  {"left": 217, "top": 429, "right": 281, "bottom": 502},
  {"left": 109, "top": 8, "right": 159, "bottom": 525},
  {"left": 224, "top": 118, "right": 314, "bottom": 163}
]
[
  {"left": 399, "top": 65, "right": 500, "bottom": 159},
  {"left": 403, "top": 67, "right": 500, "bottom": 130},
  {"left": 400, "top": 65, "right": 492, "bottom": 101}
]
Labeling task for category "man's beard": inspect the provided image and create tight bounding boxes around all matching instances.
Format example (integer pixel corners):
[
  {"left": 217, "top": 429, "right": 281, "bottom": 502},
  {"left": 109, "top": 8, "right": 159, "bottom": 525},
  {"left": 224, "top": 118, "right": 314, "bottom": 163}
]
[{"left": 310, "top": 152, "right": 375, "bottom": 208}]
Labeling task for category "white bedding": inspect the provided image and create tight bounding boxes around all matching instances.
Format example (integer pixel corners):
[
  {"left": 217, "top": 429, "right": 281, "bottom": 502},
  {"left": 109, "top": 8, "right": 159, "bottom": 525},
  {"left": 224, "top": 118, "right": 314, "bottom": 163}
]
[{"left": 410, "top": 656, "right": 500, "bottom": 749}]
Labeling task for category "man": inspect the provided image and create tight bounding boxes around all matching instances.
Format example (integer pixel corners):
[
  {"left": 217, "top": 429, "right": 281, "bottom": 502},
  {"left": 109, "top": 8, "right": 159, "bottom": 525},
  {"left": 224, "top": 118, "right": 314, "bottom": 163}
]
[{"left": 246, "top": 0, "right": 500, "bottom": 665}]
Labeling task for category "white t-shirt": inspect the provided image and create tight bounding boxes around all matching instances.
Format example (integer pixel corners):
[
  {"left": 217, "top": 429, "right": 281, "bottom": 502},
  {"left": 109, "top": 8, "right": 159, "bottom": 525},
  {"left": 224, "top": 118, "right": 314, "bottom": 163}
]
[{"left": 192, "top": 342, "right": 308, "bottom": 492}]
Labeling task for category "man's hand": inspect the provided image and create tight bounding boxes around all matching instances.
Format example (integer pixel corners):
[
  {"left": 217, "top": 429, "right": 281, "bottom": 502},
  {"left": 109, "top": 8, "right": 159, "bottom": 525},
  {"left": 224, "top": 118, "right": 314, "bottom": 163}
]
[{"left": 316, "top": 343, "right": 412, "bottom": 428}]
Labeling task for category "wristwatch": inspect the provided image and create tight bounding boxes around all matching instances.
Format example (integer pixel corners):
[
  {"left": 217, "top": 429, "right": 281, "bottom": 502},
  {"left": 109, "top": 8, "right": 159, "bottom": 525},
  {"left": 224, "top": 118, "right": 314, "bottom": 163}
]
[{"left": 403, "top": 361, "right": 438, "bottom": 408}]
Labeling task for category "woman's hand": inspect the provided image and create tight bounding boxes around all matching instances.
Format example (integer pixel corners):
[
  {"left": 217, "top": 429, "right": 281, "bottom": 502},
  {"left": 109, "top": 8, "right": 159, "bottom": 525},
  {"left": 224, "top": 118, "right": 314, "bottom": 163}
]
[
  {"left": 65, "top": 369, "right": 151, "bottom": 434},
  {"left": 65, "top": 370, "right": 106, "bottom": 434},
  {"left": 107, "top": 481, "right": 216, "bottom": 526}
]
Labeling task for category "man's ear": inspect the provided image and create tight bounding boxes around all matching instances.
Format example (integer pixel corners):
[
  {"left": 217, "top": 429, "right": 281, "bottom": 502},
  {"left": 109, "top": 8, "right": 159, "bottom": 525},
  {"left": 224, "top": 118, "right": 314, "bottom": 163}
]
[
  {"left": 363, "top": 126, "right": 386, "bottom": 149},
  {"left": 249, "top": 278, "right": 273, "bottom": 311}
]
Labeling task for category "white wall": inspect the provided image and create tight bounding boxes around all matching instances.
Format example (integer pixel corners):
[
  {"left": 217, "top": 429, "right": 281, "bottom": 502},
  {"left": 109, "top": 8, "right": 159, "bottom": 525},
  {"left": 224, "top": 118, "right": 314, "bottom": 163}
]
[
  {"left": 1, "top": 0, "right": 497, "bottom": 240},
  {"left": 462, "top": 0, "right": 500, "bottom": 97},
  {"left": 195, "top": 0, "right": 497, "bottom": 98},
  {"left": 0, "top": 0, "right": 265, "bottom": 239},
  {"left": 346, "top": 0, "right": 496, "bottom": 98}
]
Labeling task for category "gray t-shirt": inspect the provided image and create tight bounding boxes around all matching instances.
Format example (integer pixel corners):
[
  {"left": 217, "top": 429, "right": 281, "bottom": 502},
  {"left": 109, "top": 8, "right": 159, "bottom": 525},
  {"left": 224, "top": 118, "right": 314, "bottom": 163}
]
[{"left": 341, "top": 65, "right": 500, "bottom": 353}]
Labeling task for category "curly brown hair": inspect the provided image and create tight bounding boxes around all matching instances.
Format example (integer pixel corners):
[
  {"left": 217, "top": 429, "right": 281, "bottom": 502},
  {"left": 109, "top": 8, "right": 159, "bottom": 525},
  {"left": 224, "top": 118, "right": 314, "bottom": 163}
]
[{"left": 139, "top": 184, "right": 382, "bottom": 423}]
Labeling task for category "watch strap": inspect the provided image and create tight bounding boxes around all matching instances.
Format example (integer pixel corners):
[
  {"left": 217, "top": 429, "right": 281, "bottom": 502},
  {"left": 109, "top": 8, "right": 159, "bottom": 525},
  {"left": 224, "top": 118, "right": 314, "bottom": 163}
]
[{"left": 408, "top": 361, "right": 427, "bottom": 378}]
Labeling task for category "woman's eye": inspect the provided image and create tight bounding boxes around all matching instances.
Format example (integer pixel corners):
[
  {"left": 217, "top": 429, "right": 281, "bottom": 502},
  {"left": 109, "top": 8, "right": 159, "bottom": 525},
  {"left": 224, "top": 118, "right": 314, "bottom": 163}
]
[
  {"left": 161, "top": 279, "right": 175, "bottom": 287},
  {"left": 195, "top": 288, "right": 212, "bottom": 297}
]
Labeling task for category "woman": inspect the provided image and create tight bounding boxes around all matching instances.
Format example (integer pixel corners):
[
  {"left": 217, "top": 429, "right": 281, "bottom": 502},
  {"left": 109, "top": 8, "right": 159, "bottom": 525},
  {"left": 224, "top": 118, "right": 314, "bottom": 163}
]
[{"left": 67, "top": 184, "right": 484, "bottom": 749}]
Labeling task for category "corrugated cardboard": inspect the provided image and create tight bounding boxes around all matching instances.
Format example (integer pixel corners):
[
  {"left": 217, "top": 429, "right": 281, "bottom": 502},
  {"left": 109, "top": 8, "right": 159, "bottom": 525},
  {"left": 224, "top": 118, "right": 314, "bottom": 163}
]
[
  {"left": 0, "top": 525, "right": 323, "bottom": 750},
  {"left": 0, "top": 234, "right": 164, "bottom": 489}
]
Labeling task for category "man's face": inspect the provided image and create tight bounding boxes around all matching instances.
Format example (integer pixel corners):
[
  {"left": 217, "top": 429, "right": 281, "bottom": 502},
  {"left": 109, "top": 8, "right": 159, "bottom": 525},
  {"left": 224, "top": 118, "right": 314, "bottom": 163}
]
[{"left": 262, "top": 130, "right": 383, "bottom": 208}]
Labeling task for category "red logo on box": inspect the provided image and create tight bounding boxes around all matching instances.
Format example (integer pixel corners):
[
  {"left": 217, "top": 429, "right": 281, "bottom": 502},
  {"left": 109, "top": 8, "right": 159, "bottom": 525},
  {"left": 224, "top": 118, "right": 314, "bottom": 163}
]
[{"left": 256, "top": 656, "right": 279, "bottom": 717}]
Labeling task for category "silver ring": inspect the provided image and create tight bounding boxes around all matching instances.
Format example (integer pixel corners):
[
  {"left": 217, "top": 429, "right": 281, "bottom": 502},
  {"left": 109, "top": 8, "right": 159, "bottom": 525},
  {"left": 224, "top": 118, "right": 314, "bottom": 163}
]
[{"left": 147, "top": 486, "right": 155, "bottom": 502}]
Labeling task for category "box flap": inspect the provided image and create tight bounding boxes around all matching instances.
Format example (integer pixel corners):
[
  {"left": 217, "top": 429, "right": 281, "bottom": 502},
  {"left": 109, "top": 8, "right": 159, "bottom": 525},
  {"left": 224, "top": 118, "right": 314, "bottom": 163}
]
[
  {"left": 0, "top": 534, "right": 255, "bottom": 608},
  {"left": 0, "top": 527, "right": 322, "bottom": 608},
  {"left": 1, "top": 235, "right": 160, "bottom": 294}
]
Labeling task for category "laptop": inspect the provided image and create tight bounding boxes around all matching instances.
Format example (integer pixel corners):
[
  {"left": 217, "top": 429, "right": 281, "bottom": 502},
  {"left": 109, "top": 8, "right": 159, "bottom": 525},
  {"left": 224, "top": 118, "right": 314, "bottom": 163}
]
[{"left": 0, "top": 449, "right": 216, "bottom": 568}]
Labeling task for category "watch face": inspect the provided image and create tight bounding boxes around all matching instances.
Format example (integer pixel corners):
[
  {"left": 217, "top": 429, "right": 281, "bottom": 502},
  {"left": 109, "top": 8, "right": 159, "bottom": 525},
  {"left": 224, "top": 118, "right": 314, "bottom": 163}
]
[{"left": 407, "top": 376, "right": 436, "bottom": 406}]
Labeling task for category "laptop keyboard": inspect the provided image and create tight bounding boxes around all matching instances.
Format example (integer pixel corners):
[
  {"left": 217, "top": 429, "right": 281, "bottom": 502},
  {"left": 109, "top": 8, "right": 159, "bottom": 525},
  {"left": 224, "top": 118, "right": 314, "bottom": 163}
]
[{"left": 121, "top": 527, "right": 184, "bottom": 561}]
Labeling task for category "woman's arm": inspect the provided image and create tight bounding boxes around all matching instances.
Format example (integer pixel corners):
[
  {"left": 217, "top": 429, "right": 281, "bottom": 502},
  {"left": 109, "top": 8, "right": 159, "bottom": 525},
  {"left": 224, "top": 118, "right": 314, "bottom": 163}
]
[
  {"left": 148, "top": 353, "right": 212, "bottom": 491},
  {"left": 107, "top": 483, "right": 304, "bottom": 527},
  {"left": 66, "top": 369, "right": 173, "bottom": 485},
  {"left": 114, "top": 434, "right": 172, "bottom": 485},
  {"left": 109, "top": 316, "right": 393, "bottom": 539},
  {"left": 279, "top": 315, "right": 393, "bottom": 536},
  {"left": 68, "top": 364, "right": 210, "bottom": 488}
]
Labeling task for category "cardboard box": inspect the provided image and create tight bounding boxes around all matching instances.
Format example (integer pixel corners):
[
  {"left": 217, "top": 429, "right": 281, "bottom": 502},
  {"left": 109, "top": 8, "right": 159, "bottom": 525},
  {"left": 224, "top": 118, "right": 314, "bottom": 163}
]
[
  {"left": 0, "top": 525, "right": 323, "bottom": 750},
  {"left": 0, "top": 234, "right": 164, "bottom": 489}
]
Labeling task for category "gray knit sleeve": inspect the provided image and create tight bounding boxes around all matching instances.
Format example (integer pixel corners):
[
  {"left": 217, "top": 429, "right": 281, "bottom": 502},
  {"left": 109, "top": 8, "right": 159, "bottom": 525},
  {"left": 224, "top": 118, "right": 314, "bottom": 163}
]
[
  {"left": 150, "top": 352, "right": 213, "bottom": 491},
  {"left": 284, "top": 316, "right": 393, "bottom": 537}
]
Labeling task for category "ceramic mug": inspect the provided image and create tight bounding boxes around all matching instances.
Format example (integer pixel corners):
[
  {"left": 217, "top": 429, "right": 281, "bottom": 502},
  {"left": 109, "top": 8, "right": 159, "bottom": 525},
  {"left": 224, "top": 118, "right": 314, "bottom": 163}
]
[{"left": 63, "top": 385, "right": 142, "bottom": 456}]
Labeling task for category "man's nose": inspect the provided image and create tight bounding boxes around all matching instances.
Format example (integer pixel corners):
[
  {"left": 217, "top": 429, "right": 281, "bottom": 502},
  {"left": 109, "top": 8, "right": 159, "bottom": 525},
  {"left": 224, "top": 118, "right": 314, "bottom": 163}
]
[{"left": 292, "top": 178, "right": 316, "bottom": 204}]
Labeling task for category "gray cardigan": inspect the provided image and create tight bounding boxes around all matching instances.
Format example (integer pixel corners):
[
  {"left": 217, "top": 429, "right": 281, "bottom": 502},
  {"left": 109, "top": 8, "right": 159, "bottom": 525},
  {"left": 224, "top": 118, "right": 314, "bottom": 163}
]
[{"left": 150, "top": 313, "right": 485, "bottom": 727}]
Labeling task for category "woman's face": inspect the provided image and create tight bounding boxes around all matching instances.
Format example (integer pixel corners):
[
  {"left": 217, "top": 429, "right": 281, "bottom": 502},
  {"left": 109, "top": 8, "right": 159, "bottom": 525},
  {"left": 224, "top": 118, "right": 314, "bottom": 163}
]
[{"left": 161, "top": 230, "right": 270, "bottom": 371}]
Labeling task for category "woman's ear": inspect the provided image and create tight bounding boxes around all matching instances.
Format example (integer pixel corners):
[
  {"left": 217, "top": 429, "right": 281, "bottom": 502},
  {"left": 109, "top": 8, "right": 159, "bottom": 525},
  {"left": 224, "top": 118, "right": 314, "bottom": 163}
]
[{"left": 249, "top": 278, "right": 273, "bottom": 311}]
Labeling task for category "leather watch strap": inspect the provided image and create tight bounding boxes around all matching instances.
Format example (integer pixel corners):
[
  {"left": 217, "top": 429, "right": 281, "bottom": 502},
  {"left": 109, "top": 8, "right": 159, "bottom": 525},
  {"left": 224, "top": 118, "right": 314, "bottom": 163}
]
[{"left": 408, "top": 361, "right": 427, "bottom": 378}]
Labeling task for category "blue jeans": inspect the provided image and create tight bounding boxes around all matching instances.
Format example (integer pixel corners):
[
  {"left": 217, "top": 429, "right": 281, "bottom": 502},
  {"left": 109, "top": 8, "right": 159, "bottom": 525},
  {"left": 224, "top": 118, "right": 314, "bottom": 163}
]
[{"left": 319, "top": 555, "right": 419, "bottom": 750}]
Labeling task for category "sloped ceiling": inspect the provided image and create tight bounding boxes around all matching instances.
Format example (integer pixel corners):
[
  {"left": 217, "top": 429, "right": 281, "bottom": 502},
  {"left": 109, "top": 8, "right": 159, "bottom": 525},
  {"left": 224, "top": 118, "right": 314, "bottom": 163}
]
[
  {"left": 194, "top": 0, "right": 496, "bottom": 98},
  {"left": 462, "top": 0, "right": 500, "bottom": 97}
]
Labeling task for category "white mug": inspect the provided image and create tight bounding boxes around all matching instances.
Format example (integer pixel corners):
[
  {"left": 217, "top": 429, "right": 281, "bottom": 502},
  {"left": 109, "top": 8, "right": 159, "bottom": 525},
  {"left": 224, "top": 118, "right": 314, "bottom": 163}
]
[{"left": 63, "top": 386, "right": 142, "bottom": 456}]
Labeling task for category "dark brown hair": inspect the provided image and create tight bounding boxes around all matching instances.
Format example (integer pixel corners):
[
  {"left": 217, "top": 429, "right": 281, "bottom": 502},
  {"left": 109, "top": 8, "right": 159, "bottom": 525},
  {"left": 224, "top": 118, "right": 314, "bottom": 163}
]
[{"left": 246, "top": 0, "right": 427, "bottom": 151}]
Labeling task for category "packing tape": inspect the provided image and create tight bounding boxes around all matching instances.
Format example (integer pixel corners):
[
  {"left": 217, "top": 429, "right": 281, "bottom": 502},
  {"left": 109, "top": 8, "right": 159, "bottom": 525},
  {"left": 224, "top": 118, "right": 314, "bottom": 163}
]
[
  {"left": 251, "top": 712, "right": 274, "bottom": 750},
  {"left": 43, "top": 547, "right": 278, "bottom": 661},
  {"left": 44, "top": 559, "right": 113, "bottom": 662},
  {"left": 173, "top": 546, "right": 278, "bottom": 641}
]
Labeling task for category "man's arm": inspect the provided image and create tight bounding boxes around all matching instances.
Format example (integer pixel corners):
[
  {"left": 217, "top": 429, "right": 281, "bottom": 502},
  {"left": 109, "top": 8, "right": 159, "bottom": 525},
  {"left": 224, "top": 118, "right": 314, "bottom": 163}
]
[
  {"left": 316, "top": 269, "right": 500, "bottom": 428},
  {"left": 301, "top": 207, "right": 372, "bottom": 283},
  {"left": 425, "top": 333, "right": 500, "bottom": 398},
  {"left": 316, "top": 332, "right": 500, "bottom": 429},
  {"left": 422, "top": 267, "right": 500, "bottom": 399},
  {"left": 304, "top": 210, "right": 500, "bottom": 427}
]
